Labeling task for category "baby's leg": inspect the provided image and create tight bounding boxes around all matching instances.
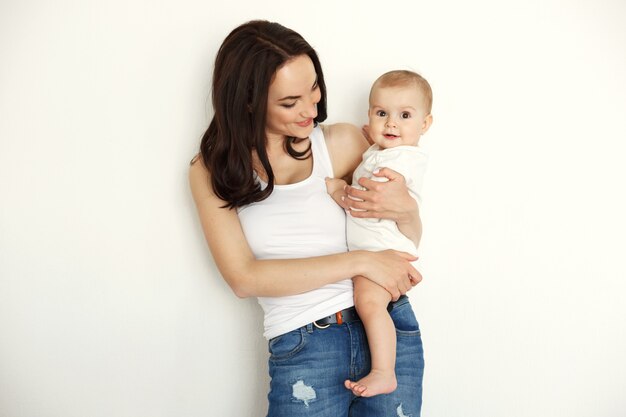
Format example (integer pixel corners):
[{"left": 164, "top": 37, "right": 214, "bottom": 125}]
[{"left": 345, "top": 275, "right": 397, "bottom": 397}]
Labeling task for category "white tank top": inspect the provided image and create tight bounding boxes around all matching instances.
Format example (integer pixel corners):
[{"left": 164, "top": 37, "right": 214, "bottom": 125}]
[{"left": 237, "top": 126, "right": 354, "bottom": 339}]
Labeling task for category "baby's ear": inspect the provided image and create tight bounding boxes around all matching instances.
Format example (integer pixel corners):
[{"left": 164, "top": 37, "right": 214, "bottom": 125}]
[{"left": 421, "top": 114, "right": 433, "bottom": 134}]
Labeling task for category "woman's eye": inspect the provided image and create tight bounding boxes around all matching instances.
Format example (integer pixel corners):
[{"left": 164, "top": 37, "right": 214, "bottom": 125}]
[
  {"left": 376, "top": 110, "right": 386, "bottom": 117},
  {"left": 401, "top": 112, "right": 411, "bottom": 119},
  {"left": 281, "top": 102, "right": 296, "bottom": 109}
]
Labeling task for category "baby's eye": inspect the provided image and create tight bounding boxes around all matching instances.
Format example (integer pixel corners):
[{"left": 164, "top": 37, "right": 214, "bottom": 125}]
[
  {"left": 376, "top": 110, "right": 387, "bottom": 117},
  {"left": 401, "top": 112, "right": 411, "bottom": 119}
]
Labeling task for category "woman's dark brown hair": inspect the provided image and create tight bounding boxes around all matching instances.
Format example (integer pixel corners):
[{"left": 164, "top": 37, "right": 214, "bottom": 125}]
[{"left": 198, "top": 20, "right": 328, "bottom": 209}]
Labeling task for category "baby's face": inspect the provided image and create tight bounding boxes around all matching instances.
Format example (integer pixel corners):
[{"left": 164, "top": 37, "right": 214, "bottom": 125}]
[{"left": 368, "top": 85, "right": 429, "bottom": 149}]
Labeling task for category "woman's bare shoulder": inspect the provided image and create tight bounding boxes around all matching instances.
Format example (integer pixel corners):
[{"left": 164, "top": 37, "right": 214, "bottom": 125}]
[
  {"left": 323, "top": 122, "right": 362, "bottom": 140},
  {"left": 322, "top": 123, "right": 369, "bottom": 179}
]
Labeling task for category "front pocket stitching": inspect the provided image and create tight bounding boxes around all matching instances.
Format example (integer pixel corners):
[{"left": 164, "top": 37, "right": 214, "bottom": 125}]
[
  {"left": 395, "top": 328, "right": 421, "bottom": 337},
  {"left": 269, "top": 329, "right": 307, "bottom": 362}
]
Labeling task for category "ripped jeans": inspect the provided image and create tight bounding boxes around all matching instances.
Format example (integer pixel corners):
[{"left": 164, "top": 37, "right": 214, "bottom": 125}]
[{"left": 266, "top": 297, "right": 424, "bottom": 417}]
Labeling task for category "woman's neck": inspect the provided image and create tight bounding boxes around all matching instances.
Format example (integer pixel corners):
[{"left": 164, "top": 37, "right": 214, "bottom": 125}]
[{"left": 253, "top": 135, "right": 313, "bottom": 185}]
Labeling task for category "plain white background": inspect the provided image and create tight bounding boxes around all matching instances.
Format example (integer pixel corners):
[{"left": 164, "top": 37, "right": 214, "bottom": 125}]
[{"left": 1, "top": 0, "right": 625, "bottom": 416}]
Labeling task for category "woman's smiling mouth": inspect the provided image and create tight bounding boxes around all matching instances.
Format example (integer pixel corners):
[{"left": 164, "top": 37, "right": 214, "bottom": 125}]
[{"left": 296, "top": 118, "right": 313, "bottom": 127}]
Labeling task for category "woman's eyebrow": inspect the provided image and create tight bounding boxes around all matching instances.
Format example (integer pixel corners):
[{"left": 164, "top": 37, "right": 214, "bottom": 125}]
[
  {"left": 277, "top": 78, "right": 317, "bottom": 101},
  {"left": 278, "top": 94, "right": 301, "bottom": 101}
]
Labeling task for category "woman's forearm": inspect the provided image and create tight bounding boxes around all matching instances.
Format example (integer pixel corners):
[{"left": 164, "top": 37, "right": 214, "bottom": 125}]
[
  {"left": 397, "top": 206, "right": 422, "bottom": 249},
  {"left": 227, "top": 248, "right": 417, "bottom": 300},
  {"left": 231, "top": 251, "right": 364, "bottom": 298}
]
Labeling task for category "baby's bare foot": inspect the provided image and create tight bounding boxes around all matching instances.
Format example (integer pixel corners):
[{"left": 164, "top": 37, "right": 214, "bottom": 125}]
[{"left": 344, "top": 370, "right": 397, "bottom": 397}]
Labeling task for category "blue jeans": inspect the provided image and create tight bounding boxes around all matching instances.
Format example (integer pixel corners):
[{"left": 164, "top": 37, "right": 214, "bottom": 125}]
[{"left": 267, "top": 297, "right": 424, "bottom": 417}]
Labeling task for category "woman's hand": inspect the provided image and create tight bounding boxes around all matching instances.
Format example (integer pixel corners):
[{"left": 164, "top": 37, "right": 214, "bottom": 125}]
[
  {"left": 345, "top": 167, "right": 418, "bottom": 224},
  {"left": 358, "top": 249, "right": 422, "bottom": 300},
  {"left": 345, "top": 167, "right": 422, "bottom": 246}
]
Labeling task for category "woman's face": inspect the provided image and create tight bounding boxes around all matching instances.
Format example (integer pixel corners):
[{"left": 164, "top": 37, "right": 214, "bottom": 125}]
[{"left": 266, "top": 54, "right": 321, "bottom": 141}]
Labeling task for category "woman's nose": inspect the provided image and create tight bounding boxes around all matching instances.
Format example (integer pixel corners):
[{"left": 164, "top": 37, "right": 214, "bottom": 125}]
[{"left": 301, "top": 100, "right": 318, "bottom": 118}]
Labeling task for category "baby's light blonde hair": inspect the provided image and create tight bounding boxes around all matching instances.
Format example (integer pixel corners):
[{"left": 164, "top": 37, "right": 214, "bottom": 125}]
[{"left": 370, "top": 70, "right": 433, "bottom": 114}]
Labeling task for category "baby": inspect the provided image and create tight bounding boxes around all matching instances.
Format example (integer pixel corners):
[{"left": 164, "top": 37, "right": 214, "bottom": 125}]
[{"left": 327, "top": 70, "right": 433, "bottom": 397}]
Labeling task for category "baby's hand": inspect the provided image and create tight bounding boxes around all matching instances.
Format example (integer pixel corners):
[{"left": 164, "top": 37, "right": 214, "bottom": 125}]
[{"left": 325, "top": 177, "right": 350, "bottom": 210}]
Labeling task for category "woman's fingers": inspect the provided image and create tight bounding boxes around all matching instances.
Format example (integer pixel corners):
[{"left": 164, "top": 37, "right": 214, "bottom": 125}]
[
  {"left": 388, "top": 286, "right": 401, "bottom": 302},
  {"left": 409, "top": 269, "right": 422, "bottom": 286},
  {"left": 397, "top": 252, "right": 420, "bottom": 294},
  {"left": 371, "top": 167, "right": 405, "bottom": 182},
  {"left": 344, "top": 184, "right": 370, "bottom": 202},
  {"left": 344, "top": 185, "right": 390, "bottom": 218},
  {"left": 343, "top": 168, "right": 412, "bottom": 221},
  {"left": 397, "top": 251, "right": 418, "bottom": 262},
  {"left": 363, "top": 250, "right": 421, "bottom": 300},
  {"left": 381, "top": 250, "right": 421, "bottom": 298}
]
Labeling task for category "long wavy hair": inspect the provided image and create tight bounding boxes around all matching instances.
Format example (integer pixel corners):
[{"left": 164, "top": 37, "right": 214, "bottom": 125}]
[{"left": 198, "top": 20, "right": 328, "bottom": 209}]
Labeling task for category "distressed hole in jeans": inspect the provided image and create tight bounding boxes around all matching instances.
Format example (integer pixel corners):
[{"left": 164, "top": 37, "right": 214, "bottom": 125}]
[
  {"left": 397, "top": 403, "right": 411, "bottom": 417},
  {"left": 292, "top": 380, "right": 316, "bottom": 407}
]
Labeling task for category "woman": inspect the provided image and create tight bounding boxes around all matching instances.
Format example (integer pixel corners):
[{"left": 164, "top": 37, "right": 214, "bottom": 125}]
[{"left": 189, "top": 20, "right": 425, "bottom": 416}]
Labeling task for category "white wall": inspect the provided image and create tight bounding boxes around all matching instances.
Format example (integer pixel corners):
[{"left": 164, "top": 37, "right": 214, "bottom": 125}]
[{"left": 1, "top": 0, "right": 625, "bottom": 416}]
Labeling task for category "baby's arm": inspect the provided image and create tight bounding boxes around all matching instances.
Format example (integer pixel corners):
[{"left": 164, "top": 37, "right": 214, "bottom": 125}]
[{"left": 325, "top": 177, "right": 350, "bottom": 211}]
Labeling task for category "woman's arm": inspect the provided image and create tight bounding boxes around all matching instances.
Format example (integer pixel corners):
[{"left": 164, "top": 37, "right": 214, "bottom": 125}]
[
  {"left": 323, "top": 123, "right": 369, "bottom": 180},
  {"left": 189, "top": 159, "right": 419, "bottom": 300}
]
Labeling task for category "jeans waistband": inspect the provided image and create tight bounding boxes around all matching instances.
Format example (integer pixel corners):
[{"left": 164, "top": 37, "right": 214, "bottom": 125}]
[{"left": 311, "top": 295, "right": 408, "bottom": 330}]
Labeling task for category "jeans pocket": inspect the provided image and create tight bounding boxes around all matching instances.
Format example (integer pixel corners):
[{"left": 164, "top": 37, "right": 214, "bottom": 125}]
[
  {"left": 268, "top": 328, "right": 306, "bottom": 361},
  {"left": 391, "top": 301, "right": 421, "bottom": 337}
]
